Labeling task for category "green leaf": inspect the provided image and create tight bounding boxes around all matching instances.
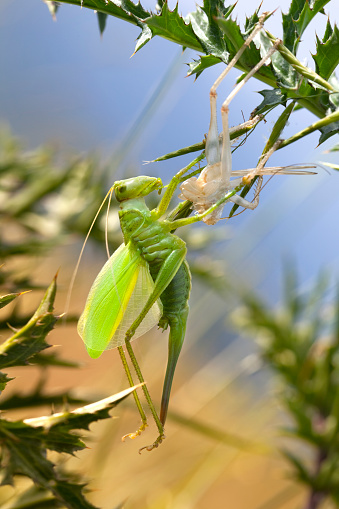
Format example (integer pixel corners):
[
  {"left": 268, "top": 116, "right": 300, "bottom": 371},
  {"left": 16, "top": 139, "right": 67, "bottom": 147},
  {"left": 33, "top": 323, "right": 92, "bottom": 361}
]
[
  {"left": 0, "top": 291, "right": 28, "bottom": 309},
  {"left": 134, "top": 25, "right": 153, "bottom": 54},
  {"left": 114, "top": 0, "right": 150, "bottom": 20},
  {"left": 188, "top": 0, "right": 230, "bottom": 62},
  {"left": 0, "top": 276, "right": 58, "bottom": 372},
  {"left": 319, "top": 119, "right": 339, "bottom": 144},
  {"left": 243, "top": 7, "right": 261, "bottom": 34},
  {"left": 255, "top": 30, "right": 298, "bottom": 89},
  {"left": 24, "top": 387, "right": 139, "bottom": 437},
  {"left": 50, "top": 0, "right": 336, "bottom": 122},
  {"left": 0, "top": 419, "right": 96, "bottom": 508},
  {"left": 0, "top": 372, "right": 12, "bottom": 392},
  {"left": 30, "top": 351, "right": 80, "bottom": 368},
  {"left": 0, "top": 388, "right": 137, "bottom": 508},
  {"left": 313, "top": 22, "right": 339, "bottom": 80},
  {"left": 43, "top": 1, "right": 59, "bottom": 21},
  {"left": 251, "top": 89, "right": 287, "bottom": 116},
  {"left": 328, "top": 143, "right": 339, "bottom": 151},
  {"left": 282, "top": 0, "right": 330, "bottom": 54},
  {"left": 96, "top": 12, "right": 107, "bottom": 35},
  {"left": 282, "top": 449, "right": 311, "bottom": 484},
  {"left": 145, "top": 3, "right": 202, "bottom": 52},
  {"left": 1, "top": 169, "right": 73, "bottom": 218},
  {"left": 0, "top": 389, "right": 89, "bottom": 411},
  {"left": 1, "top": 485, "right": 63, "bottom": 508},
  {"left": 187, "top": 54, "right": 221, "bottom": 78},
  {"left": 215, "top": 16, "right": 245, "bottom": 55}
]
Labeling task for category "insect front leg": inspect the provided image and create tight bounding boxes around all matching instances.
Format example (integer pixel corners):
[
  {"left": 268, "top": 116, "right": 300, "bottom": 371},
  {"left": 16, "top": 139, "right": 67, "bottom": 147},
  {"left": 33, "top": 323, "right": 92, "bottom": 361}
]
[{"left": 153, "top": 153, "right": 207, "bottom": 221}]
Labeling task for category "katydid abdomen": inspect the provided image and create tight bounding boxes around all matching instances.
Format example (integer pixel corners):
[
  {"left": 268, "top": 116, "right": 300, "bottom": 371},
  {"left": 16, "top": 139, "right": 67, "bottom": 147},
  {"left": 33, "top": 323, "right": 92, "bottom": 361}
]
[
  {"left": 119, "top": 198, "right": 191, "bottom": 425},
  {"left": 149, "top": 262, "right": 190, "bottom": 424}
]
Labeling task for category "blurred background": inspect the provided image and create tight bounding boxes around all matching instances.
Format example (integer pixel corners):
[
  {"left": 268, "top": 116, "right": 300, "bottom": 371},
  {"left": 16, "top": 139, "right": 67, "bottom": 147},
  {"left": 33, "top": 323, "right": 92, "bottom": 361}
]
[{"left": 1, "top": 0, "right": 339, "bottom": 508}]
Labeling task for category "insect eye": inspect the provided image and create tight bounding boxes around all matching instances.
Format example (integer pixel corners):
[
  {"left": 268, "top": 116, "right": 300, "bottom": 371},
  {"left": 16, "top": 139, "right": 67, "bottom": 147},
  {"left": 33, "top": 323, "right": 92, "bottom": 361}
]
[{"left": 119, "top": 186, "right": 126, "bottom": 194}]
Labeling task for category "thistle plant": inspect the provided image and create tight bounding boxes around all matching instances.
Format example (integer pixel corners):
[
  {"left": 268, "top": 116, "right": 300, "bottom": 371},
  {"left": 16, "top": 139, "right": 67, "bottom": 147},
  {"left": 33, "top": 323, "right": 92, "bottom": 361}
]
[{"left": 0, "top": 1, "right": 338, "bottom": 507}]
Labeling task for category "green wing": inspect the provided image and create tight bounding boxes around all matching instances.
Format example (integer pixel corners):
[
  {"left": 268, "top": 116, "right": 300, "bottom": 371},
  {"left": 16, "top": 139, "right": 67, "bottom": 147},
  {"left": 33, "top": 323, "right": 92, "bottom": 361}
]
[{"left": 78, "top": 242, "right": 162, "bottom": 359}]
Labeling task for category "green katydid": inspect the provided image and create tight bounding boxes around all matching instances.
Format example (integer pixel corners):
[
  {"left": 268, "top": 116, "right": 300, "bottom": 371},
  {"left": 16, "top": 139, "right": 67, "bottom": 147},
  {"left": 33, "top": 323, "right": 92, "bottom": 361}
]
[
  {"left": 77, "top": 160, "right": 315, "bottom": 452},
  {"left": 77, "top": 161, "right": 249, "bottom": 452}
]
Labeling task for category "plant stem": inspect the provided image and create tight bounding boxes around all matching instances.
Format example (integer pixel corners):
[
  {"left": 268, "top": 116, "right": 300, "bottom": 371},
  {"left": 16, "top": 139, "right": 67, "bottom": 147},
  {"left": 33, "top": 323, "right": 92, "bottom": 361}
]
[{"left": 304, "top": 449, "right": 327, "bottom": 509}]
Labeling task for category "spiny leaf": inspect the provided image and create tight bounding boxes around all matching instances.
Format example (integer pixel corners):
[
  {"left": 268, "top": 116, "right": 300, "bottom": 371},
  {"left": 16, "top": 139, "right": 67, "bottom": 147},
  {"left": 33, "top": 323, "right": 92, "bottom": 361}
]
[
  {"left": 24, "top": 387, "right": 140, "bottom": 436},
  {"left": 30, "top": 351, "right": 80, "bottom": 368},
  {"left": 114, "top": 0, "right": 150, "bottom": 20},
  {"left": 0, "top": 291, "right": 29, "bottom": 310},
  {"left": 2, "top": 167, "right": 73, "bottom": 217},
  {"left": 319, "top": 119, "right": 339, "bottom": 144},
  {"left": 0, "top": 372, "right": 12, "bottom": 392},
  {"left": 0, "top": 419, "right": 98, "bottom": 508},
  {"left": 293, "top": 0, "right": 328, "bottom": 37},
  {"left": 282, "top": 0, "right": 329, "bottom": 54},
  {"left": 217, "top": 15, "right": 288, "bottom": 89},
  {"left": 145, "top": 3, "right": 202, "bottom": 52},
  {"left": 243, "top": 7, "right": 261, "bottom": 35},
  {"left": 214, "top": 15, "right": 245, "bottom": 55},
  {"left": 0, "top": 276, "right": 58, "bottom": 372},
  {"left": 187, "top": 54, "right": 221, "bottom": 78},
  {"left": 64, "top": 0, "right": 142, "bottom": 25},
  {"left": 282, "top": 449, "right": 311, "bottom": 484},
  {"left": 313, "top": 22, "right": 339, "bottom": 80},
  {"left": 134, "top": 25, "right": 153, "bottom": 53},
  {"left": 97, "top": 12, "right": 107, "bottom": 35},
  {"left": 0, "top": 389, "right": 89, "bottom": 411},
  {"left": 1, "top": 485, "right": 64, "bottom": 508},
  {"left": 216, "top": 16, "right": 261, "bottom": 69},
  {"left": 0, "top": 388, "right": 137, "bottom": 507},
  {"left": 188, "top": 0, "right": 230, "bottom": 62},
  {"left": 255, "top": 30, "right": 298, "bottom": 89},
  {"left": 43, "top": 1, "right": 59, "bottom": 20},
  {"left": 49, "top": 0, "right": 336, "bottom": 122},
  {"left": 251, "top": 89, "right": 287, "bottom": 116}
]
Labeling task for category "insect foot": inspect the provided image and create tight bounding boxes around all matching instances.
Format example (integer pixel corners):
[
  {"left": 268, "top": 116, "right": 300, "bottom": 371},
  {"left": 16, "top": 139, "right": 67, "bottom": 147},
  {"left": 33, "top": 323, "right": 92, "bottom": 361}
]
[
  {"left": 122, "top": 422, "right": 148, "bottom": 441},
  {"left": 138, "top": 433, "right": 166, "bottom": 454}
]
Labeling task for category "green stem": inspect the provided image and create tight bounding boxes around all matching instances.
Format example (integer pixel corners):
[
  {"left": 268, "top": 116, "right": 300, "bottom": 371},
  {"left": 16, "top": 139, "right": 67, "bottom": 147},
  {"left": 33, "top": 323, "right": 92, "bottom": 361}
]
[
  {"left": 151, "top": 115, "right": 264, "bottom": 162},
  {"left": 279, "top": 110, "right": 339, "bottom": 149},
  {"left": 266, "top": 32, "right": 335, "bottom": 93}
]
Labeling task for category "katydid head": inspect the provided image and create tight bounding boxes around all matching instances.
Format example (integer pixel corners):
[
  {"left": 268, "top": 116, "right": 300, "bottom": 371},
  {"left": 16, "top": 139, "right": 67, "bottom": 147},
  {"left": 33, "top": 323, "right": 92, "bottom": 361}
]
[{"left": 114, "top": 176, "right": 163, "bottom": 202}]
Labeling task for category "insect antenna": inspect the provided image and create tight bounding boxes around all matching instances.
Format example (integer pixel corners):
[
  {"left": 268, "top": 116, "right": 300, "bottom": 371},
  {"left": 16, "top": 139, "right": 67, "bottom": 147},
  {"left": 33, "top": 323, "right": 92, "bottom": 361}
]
[{"left": 64, "top": 186, "right": 115, "bottom": 318}]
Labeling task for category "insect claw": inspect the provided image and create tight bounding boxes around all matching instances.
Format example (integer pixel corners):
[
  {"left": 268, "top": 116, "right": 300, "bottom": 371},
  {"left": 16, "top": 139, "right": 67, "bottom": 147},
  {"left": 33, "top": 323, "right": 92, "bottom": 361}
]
[
  {"left": 138, "top": 434, "right": 166, "bottom": 454},
  {"left": 122, "top": 422, "right": 148, "bottom": 441}
]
